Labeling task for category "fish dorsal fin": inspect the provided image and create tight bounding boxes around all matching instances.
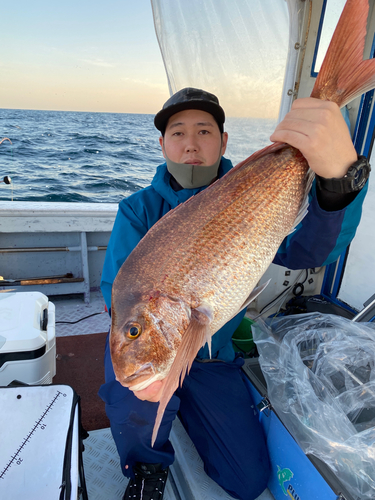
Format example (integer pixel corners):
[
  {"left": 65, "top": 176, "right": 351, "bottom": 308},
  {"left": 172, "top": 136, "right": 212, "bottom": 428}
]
[
  {"left": 228, "top": 142, "right": 288, "bottom": 176},
  {"left": 151, "top": 308, "right": 212, "bottom": 446}
]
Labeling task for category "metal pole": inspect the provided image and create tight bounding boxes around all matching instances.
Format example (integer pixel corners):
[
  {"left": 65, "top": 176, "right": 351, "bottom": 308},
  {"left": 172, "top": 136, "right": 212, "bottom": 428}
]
[
  {"left": 80, "top": 232, "right": 90, "bottom": 304},
  {"left": 352, "top": 295, "right": 375, "bottom": 322},
  {"left": 0, "top": 246, "right": 107, "bottom": 253}
]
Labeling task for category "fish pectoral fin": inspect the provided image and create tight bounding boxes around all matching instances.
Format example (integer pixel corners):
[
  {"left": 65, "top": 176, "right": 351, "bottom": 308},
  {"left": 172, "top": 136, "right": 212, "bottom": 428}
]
[
  {"left": 151, "top": 308, "right": 211, "bottom": 447},
  {"left": 194, "top": 304, "right": 213, "bottom": 358}
]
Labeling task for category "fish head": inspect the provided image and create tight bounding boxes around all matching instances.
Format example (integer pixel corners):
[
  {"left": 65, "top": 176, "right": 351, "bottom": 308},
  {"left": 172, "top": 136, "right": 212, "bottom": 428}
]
[{"left": 110, "top": 289, "right": 191, "bottom": 390}]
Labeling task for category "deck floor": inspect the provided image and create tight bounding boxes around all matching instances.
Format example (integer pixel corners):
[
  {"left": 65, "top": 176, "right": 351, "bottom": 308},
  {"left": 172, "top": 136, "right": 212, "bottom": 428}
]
[
  {"left": 54, "top": 291, "right": 110, "bottom": 337},
  {"left": 83, "top": 422, "right": 274, "bottom": 500}
]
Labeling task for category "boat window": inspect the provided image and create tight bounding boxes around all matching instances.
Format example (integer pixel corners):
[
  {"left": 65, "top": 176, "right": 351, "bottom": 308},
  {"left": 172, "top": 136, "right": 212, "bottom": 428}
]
[
  {"left": 336, "top": 140, "right": 375, "bottom": 312},
  {"left": 312, "top": 0, "right": 346, "bottom": 75},
  {"left": 151, "top": 0, "right": 290, "bottom": 122}
]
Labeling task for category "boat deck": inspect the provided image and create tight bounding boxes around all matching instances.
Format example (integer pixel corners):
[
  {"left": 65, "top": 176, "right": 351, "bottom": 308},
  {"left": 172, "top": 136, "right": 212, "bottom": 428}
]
[{"left": 54, "top": 292, "right": 274, "bottom": 500}]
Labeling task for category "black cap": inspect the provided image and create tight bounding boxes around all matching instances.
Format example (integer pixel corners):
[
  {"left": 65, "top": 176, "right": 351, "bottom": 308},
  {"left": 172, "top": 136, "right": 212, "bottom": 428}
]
[{"left": 154, "top": 87, "right": 225, "bottom": 134}]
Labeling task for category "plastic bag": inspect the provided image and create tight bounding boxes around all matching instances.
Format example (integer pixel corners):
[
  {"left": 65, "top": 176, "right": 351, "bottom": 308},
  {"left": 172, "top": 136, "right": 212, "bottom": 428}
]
[{"left": 252, "top": 312, "right": 375, "bottom": 499}]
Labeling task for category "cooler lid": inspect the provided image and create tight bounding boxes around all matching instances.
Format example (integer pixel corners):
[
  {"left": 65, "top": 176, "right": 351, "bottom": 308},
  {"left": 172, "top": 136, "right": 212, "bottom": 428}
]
[{"left": 0, "top": 292, "right": 48, "bottom": 353}]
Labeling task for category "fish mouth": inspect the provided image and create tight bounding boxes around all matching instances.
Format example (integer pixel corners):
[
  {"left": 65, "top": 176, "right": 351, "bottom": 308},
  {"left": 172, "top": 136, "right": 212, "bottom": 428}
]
[{"left": 117, "top": 362, "right": 155, "bottom": 389}]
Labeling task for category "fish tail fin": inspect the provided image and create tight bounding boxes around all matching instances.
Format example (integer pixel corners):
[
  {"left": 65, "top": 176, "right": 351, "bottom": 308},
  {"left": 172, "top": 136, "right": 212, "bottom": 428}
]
[
  {"left": 311, "top": 0, "right": 375, "bottom": 107},
  {"left": 151, "top": 308, "right": 211, "bottom": 447}
]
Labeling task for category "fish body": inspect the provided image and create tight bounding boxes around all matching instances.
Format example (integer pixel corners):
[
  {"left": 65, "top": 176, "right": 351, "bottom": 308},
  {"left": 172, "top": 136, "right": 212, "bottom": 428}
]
[
  {"left": 110, "top": 145, "right": 308, "bottom": 389},
  {"left": 110, "top": 0, "right": 375, "bottom": 445}
]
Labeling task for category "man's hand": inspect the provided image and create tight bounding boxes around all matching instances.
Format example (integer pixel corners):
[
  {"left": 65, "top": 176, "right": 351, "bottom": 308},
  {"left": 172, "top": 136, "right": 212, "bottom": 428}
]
[
  {"left": 270, "top": 97, "right": 357, "bottom": 178},
  {"left": 131, "top": 378, "right": 167, "bottom": 402}
]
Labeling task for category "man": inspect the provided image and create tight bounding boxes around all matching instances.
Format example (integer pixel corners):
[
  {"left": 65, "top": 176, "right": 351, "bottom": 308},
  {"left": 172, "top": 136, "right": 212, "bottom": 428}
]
[{"left": 100, "top": 88, "right": 369, "bottom": 500}]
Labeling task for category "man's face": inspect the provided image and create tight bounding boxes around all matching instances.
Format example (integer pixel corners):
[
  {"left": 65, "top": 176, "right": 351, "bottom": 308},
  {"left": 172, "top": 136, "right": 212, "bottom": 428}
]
[{"left": 159, "top": 109, "right": 228, "bottom": 166}]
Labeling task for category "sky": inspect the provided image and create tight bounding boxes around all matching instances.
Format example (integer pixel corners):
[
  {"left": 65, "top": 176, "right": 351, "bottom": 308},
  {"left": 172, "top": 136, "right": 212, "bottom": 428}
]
[
  {"left": 1, "top": 0, "right": 170, "bottom": 114},
  {"left": 1, "top": 0, "right": 290, "bottom": 118}
]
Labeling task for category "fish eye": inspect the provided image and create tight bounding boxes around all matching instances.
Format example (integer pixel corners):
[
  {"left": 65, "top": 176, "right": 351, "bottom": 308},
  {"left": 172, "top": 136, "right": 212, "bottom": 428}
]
[{"left": 126, "top": 322, "right": 142, "bottom": 340}]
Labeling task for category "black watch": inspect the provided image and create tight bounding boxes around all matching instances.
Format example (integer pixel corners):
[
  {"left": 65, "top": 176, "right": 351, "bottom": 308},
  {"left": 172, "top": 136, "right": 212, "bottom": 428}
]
[{"left": 316, "top": 155, "right": 371, "bottom": 194}]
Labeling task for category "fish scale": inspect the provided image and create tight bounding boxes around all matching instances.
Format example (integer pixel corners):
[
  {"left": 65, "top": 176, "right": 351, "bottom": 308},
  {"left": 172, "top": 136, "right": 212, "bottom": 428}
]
[{"left": 147, "top": 159, "right": 303, "bottom": 324}]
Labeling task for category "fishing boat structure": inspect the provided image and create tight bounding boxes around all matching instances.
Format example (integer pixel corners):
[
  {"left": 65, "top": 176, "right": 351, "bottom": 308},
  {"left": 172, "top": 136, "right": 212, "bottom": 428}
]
[{"left": 1, "top": 1, "right": 375, "bottom": 499}]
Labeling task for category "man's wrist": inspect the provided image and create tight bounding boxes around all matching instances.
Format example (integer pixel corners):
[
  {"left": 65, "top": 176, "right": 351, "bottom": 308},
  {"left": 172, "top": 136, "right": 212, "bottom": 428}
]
[{"left": 316, "top": 155, "right": 370, "bottom": 194}]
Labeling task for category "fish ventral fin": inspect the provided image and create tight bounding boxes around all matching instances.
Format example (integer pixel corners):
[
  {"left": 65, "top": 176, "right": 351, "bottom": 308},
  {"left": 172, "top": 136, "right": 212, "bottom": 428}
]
[
  {"left": 151, "top": 307, "right": 212, "bottom": 447},
  {"left": 311, "top": 0, "right": 375, "bottom": 107}
]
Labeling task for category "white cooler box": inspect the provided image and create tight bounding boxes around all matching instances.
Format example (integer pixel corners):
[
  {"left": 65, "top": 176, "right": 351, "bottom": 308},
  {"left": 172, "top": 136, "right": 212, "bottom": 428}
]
[
  {"left": 0, "top": 384, "right": 88, "bottom": 500},
  {"left": 0, "top": 291, "right": 56, "bottom": 386}
]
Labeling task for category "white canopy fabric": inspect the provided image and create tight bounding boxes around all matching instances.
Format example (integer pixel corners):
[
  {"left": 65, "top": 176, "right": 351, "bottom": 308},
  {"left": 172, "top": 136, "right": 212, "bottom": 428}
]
[{"left": 151, "top": 0, "right": 303, "bottom": 120}]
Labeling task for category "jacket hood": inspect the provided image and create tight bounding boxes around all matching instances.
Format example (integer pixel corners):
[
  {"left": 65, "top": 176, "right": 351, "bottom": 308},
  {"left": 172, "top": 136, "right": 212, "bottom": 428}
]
[{"left": 151, "top": 157, "right": 233, "bottom": 207}]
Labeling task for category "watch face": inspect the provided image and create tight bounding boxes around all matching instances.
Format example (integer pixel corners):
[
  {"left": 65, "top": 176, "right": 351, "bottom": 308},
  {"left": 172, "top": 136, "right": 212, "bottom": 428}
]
[{"left": 347, "top": 159, "right": 370, "bottom": 191}]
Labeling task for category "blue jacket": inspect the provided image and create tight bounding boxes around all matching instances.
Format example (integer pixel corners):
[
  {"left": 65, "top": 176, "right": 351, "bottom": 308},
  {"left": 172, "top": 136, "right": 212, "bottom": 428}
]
[{"left": 101, "top": 157, "right": 367, "bottom": 361}]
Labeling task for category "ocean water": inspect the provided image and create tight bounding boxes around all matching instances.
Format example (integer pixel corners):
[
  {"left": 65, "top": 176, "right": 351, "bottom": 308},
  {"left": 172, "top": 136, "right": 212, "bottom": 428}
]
[{"left": 0, "top": 108, "right": 276, "bottom": 203}]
